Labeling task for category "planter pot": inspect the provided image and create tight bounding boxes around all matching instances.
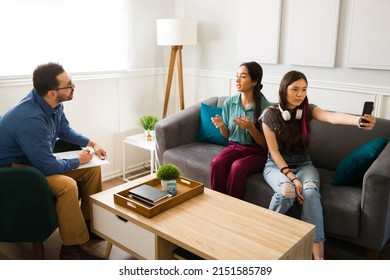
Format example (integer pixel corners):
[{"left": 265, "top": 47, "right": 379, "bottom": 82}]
[
  {"left": 144, "top": 130, "right": 155, "bottom": 141},
  {"left": 161, "top": 179, "right": 177, "bottom": 196}
]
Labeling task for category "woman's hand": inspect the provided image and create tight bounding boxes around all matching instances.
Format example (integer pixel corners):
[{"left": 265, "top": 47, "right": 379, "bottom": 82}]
[
  {"left": 359, "top": 114, "right": 376, "bottom": 130},
  {"left": 211, "top": 115, "right": 224, "bottom": 128},
  {"left": 294, "top": 179, "right": 305, "bottom": 205},
  {"left": 233, "top": 115, "right": 253, "bottom": 129}
]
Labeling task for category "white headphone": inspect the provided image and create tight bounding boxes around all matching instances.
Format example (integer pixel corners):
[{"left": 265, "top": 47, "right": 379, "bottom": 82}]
[{"left": 279, "top": 104, "right": 303, "bottom": 121}]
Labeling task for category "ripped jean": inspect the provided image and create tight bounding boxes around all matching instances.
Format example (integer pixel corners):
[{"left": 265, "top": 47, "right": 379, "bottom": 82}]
[{"left": 263, "top": 158, "right": 325, "bottom": 242}]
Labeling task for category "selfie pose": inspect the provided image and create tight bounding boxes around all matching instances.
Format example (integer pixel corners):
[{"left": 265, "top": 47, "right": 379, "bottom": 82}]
[{"left": 260, "top": 70, "right": 376, "bottom": 259}]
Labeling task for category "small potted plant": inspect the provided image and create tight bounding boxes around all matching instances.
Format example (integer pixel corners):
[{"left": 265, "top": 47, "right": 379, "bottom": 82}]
[
  {"left": 138, "top": 115, "right": 159, "bottom": 140},
  {"left": 156, "top": 163, "right": 180, "bottom": 196}
]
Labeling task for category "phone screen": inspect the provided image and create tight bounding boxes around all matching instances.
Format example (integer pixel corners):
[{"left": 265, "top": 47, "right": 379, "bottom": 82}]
[{"left": 361, "top": 101, "right": 374, "bottom": 123}]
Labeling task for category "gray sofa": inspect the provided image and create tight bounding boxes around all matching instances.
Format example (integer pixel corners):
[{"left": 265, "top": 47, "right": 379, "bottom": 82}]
[{"left": 155, "top": 96, "right": 390, "bottom": 258}]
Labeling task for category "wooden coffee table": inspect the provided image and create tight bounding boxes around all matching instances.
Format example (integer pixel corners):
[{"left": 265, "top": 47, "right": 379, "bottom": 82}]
[{"left": 90, "top": 174, "right": 315, "bottom": 260}]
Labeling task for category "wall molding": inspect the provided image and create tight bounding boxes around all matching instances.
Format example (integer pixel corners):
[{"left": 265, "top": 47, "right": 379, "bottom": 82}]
[
  {"left": 238, "top": 0, "right": 282, "bottom": 64},
  {"left": 2, "top": 67, "right": 389, "bottom": 117},
  {"left": 0, "top": 68, "right": 167, "bottom": 87},
  {"left": 183, "top": 68, "right": 390, "bottom": 118},
  {"left": 347, "top": 0, "right": 390, "bottom": 70},
  {"left": 184, "top": 68, "right": 390, "bottom": 95},
  {"left": 288, "top": 0, "right": 340, "bottom": 67}
]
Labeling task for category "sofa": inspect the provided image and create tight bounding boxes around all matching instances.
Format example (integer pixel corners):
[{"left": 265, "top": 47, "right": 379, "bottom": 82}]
[{"left": 155, "top": 96, "right": 390, "bottom": 258}]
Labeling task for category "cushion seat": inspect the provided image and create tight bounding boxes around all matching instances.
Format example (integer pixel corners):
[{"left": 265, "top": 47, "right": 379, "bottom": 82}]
[
  {"left": 319, "top": 169, "right": 361, "bottom": 238},
  {"left": 164, "top": 142, "right": 224, "bottom": 187}
]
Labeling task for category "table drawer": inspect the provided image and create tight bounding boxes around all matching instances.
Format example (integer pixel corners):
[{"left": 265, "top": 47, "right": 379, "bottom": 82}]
[{"left": 92, "top": 203, "right": 156, "bottom": 259}]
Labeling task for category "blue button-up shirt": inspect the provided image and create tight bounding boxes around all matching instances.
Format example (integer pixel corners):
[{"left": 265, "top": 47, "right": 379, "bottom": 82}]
[{"left": 0, "top": 89, "right": 89, "bottom": 175}]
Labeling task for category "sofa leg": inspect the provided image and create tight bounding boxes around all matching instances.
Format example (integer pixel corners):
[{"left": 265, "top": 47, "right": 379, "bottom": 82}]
[
  {"left": 32, "top": 242, "right": 45, "bottom": 260},
  {"left": 366, "top": 248, "right": 379, "bottom": 259}
]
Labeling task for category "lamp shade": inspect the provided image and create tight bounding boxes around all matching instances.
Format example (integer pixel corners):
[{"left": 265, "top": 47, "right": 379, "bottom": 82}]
[{"left": 156, "top": 19, "right": 197, "bottom": 46}]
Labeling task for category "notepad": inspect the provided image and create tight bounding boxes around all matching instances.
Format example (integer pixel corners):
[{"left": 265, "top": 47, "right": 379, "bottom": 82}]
[
  {"left": 54, "top": 149, "right": 109, "bottom": 169},
  {"left": 128, "top": 184, "right": 170, "bottom": 204}
]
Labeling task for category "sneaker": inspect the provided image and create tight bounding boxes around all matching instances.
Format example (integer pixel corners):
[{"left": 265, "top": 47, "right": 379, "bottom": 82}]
[{"left": 59, "top": 245, "right": 104, "bottom": 260}]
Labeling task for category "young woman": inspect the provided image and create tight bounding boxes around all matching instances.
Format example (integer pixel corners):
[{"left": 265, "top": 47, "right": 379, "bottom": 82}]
[
  {"left": 210, "top": 61, "right": 270, "bottom": 198},
  {"left": 260, "top": 70, "right": 376, "bottom": 260}
]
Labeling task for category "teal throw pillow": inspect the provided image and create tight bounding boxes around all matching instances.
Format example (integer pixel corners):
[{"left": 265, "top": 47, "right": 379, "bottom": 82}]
[
  {"left": 331, "top": 137, "right": 388, "bottom": 186},
  {"left": 197, "top": 103, "right": 228, "bottom": 146}
]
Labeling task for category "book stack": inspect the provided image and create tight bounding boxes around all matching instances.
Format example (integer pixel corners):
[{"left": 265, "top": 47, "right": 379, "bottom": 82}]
[{"left": 128, "top": 184, "right": 170, "bottom": 207}]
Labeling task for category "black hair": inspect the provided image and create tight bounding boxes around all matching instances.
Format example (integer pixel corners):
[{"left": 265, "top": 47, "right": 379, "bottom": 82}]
[
  {"left": 240, "top": 61, "right": 267, "bottom": 130},
  {"left": 33, "top": 62, "right": 65, "bottom": 97},
  {"left": 277, "top": 70, "right": 311, "bottom": 152}
]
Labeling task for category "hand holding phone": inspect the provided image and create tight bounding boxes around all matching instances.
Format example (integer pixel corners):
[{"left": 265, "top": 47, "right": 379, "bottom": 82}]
[{"left": 361, "top": 101, "right": 374, "bottom": 123}]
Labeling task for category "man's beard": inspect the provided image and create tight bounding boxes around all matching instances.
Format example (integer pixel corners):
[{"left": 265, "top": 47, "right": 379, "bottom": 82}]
[{"left": 56, "top": 90, "right": 74, "bottom": 103}]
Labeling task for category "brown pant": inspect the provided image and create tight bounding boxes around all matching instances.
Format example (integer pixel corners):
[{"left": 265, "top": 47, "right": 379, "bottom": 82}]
[
  {"left": 12, "top": 164, "right": 102, "bottom": 245},
  {"left": 46, "top": 166, "right": 102, "bottom": 245}
]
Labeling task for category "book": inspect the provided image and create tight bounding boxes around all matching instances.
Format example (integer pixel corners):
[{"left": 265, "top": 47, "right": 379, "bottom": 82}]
[
  {"left": 128, "top": 184, "right": 170, "bottom": 204},
  {"left": 54, "top": 149, "right": 110, "bottom": 170},
  {"left": 127, "top": 194, "right": 154, "bottom": 208}
]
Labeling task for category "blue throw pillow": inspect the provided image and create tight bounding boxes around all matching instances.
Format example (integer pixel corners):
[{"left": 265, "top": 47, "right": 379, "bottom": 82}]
[
  {"left": 197, "top": 103, "right": 228, "bottom": 146},
  {"left": 331, "top": 137, "right": 388, "bottom": 186}
]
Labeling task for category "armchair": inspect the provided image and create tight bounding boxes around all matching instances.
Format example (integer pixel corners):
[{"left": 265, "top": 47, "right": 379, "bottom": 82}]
[{"left": 0, "top": 140, "right": 81, "bottom": 259}]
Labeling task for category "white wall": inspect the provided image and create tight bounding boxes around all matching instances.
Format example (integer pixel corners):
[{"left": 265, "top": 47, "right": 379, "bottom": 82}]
[
  {"left": 1, "top": 0, "right": 390, "bottom": 181},
  {"left": 0, "top": 71, "right": 166, "bottom": 181},
  {"left": 175, "top": 0, "right": 390, "bottom": 114},
  {"left": 176, "top": 0, "right": 390, "bottom": 86},
  {"left": 0, "top": 0, "right": 174, "bottom": 181}
]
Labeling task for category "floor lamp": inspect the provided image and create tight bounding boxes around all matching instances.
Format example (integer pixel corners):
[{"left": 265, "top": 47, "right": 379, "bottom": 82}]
[{"left": 157, "top": 19, "right": 197, "bottom": 119}]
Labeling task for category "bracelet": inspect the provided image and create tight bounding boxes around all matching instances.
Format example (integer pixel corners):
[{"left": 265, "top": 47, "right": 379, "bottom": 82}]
[
  {"left": 280, "top": 166, "right": 290, "bottom": 174},
  {"left": 292, "top": 178, "right": 299, "bottom": 183}
]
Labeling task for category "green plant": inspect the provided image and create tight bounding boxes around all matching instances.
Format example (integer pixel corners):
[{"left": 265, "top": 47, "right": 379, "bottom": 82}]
[
  {"left": 138, "top": 115, "right": 159, "bottom": 131},
  {"left": 156, "top": 163, "right": 180, "bottom": 181}
]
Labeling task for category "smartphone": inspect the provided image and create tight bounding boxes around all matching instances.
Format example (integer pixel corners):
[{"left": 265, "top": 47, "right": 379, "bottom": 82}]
[{"left": 361, "top": 101, "right": 374, "bottom": 123}]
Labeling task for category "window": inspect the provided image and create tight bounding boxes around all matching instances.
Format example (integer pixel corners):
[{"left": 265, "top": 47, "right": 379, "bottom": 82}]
[{"left": 0, "top": 0, "right": 129, "bottom": 76}]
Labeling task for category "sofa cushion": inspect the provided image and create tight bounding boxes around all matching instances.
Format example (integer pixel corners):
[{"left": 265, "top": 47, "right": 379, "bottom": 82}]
[
  {"left": 331, "top": 137, "right": 388, "bottom": 186},
  {"left": 243, "top": 173, "right": 274, "bottom": 209},
  {"left": 196, "top": 103, "right": 228, "bottom": 146},
  {"left": 163, "top": 142, "right": 224, "bottom": 188},
  {"left": 319, "top": 169, "right": 361, "bottom": 238}
]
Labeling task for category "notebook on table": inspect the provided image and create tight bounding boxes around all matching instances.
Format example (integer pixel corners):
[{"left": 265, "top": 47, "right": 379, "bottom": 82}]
[{"left": 128, "top": 184, "right": 170, "bottom": 204}]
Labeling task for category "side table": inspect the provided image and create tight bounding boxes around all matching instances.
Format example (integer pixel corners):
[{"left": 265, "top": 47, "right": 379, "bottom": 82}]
[{"left": 122, "top": 133, "right": 156, "bottom": 182}]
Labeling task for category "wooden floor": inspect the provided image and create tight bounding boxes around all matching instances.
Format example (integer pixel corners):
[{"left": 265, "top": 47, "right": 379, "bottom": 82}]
[{"left": 1, "top": 173, "right": 390, "bottom": 260}]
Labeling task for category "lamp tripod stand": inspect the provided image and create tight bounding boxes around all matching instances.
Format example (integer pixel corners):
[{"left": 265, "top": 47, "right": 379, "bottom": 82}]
[{"left": 162, "top": 45, "right": 184, "bottom": 119}]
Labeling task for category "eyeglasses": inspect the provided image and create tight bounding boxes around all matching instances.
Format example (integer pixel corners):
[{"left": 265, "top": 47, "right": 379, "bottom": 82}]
[{"left": 52, "top": 80, "right": 74, "bottom": 91}]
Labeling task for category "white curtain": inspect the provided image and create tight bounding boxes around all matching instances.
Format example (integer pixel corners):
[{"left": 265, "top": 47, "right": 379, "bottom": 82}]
[{"left": 0, "top": 0, "right": 129, "bottom": 76}]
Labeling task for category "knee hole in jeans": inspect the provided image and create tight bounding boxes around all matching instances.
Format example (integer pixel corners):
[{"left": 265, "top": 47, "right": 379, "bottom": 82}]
[
  {"left": 303, "top": 181, "right": 317, "bottom": 190},
  {"left": 281, "top": 183, "right": 295, "bottom": 198}
]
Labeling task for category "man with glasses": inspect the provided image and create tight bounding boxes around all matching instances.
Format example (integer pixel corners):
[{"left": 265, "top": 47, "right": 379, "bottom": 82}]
[{"left": 0, "top": 62, "right": 107, "bottom": 259}]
